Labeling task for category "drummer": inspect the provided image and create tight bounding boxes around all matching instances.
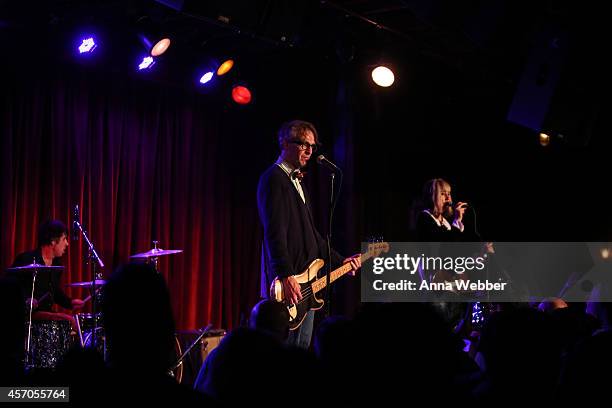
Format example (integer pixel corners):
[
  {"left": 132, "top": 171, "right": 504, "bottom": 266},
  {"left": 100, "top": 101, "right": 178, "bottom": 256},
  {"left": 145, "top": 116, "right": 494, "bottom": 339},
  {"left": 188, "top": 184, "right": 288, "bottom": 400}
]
[{"left": 10, "top": 220, "right": 84, "bottom": 320}]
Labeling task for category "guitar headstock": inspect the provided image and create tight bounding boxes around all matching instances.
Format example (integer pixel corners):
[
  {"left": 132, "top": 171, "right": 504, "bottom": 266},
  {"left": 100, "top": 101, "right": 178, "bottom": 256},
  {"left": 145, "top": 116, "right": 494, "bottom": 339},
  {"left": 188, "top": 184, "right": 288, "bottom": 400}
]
[{"left": 366, "top": 237, "right": 390, "bottom": 257}]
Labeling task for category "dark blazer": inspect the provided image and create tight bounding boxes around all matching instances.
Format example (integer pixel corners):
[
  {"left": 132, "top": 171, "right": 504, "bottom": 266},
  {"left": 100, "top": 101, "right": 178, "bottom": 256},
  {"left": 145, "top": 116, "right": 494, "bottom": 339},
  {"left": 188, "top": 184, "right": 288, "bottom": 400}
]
[
  {"left": 257, "top": 164, "right": 344, "bottom": 296},
  {"left": 9, "top": 249, "right": 72, "bottom": 311}
]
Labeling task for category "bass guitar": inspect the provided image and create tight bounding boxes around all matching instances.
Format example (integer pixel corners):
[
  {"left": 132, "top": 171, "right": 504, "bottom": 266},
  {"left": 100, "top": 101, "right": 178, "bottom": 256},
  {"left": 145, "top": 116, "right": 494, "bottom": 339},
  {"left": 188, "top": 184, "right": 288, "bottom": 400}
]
[{"left": 270, "top": 241, "right": 389, "bottom": 330}]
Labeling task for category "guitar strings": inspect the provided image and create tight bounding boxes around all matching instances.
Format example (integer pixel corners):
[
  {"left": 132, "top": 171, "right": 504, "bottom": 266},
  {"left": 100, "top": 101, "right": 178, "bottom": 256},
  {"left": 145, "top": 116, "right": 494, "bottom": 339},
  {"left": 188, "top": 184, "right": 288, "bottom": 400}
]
[
  {"left": 289, "top": 251, "right": 379, "bottom": 307},
  {"left": 293, "top": 282, "right": 323, "bottom": 306},
  {"left": 291, "top": 259, "right": 367, "bottom": 306},
  {"left": 298, "top": 287, "right": 313, "bottom": 300},
  {"left": 294, "top": 274, "right": 336, "bottom": 304},
  {"left": 288, "top": 287, "right": 313, "bottom": 307},
  {"left": 291, "top": 255, "right": 369, "bottom": 304}
]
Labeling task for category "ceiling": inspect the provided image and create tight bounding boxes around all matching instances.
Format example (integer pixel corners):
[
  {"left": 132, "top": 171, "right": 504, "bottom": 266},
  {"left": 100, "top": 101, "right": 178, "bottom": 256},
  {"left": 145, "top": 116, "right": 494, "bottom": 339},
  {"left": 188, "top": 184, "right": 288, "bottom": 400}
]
[
  {"left": 2, "top": 0, "right": 605, "bottom": 77},
  {"left": 2, "top": 0, "right": 608, "bottom": 137}
]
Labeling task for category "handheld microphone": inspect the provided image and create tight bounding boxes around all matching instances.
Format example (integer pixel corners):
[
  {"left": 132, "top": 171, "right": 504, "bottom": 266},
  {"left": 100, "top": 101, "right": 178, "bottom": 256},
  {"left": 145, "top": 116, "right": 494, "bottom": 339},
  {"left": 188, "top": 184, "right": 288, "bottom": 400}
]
[
  {"left": 72, "top": 205, "right": 80, "bottom": 241},
  {"left": 446, "top": 201, "right": 469, "bottom": 208},
  {"left": 316, "top": 155, "right": 341, "bottom": 172}
]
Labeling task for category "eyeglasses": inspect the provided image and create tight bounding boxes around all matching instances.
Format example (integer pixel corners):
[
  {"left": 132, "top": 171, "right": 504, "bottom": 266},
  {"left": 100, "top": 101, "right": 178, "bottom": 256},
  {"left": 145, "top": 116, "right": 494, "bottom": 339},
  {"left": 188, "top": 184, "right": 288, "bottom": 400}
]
[{"left": 289, "top": 140, "right": 318, "bottom": 153}]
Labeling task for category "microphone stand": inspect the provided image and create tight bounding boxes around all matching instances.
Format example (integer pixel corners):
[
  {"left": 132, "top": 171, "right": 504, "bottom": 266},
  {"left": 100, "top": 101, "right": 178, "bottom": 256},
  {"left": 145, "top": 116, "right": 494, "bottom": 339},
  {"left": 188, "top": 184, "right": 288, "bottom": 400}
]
[
  {"left": 73, "top": 210, "right": 105, "bottom": 350},
  {"left": 168, "top": 324, "right": 213, "bottom": 379},
  {"left": 470, "top": 205, "right": 514, "bottom": 302},
  {"left": 325, "top": 169, "right": 343, "bottom": 319},
  {"left": 469, "top": 206, "right": 491, "bottom": 303}
]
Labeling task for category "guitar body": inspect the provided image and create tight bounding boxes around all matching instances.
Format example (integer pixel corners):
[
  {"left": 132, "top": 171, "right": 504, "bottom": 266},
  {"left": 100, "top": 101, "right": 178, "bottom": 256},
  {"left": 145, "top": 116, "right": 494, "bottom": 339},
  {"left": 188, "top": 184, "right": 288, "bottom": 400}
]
[{"left": 270, "top": 259, "right": 325, "bottom": 331}]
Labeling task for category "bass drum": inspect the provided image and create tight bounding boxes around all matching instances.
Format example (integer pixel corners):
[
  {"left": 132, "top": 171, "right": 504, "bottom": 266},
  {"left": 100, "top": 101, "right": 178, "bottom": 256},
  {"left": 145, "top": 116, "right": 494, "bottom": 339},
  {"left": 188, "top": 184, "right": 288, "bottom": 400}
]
[{"left": 27, "top": 320, "right": 73, "bottom": 368}]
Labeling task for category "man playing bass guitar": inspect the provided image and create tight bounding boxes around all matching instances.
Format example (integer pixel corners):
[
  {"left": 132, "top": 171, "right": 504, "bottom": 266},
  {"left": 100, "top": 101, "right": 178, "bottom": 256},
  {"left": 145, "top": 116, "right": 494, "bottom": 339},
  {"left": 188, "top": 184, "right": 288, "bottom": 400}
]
[{"left": 257, "top": 120, "right": 361, "bottom": 349}]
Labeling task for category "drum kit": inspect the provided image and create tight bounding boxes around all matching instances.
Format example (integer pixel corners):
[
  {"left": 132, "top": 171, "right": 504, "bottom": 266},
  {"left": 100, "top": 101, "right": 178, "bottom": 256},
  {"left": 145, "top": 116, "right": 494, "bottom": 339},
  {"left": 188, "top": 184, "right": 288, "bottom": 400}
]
[{"left": 7, "top": 241, "right": 183, "bottom": 369}]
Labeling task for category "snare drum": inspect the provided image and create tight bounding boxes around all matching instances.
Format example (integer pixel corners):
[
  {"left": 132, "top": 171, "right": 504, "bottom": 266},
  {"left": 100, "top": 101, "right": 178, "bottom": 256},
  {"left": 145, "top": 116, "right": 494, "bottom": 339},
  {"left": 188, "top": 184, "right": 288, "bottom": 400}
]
[{"left": 27, "top": 320, "right": 73, "bottom": 368}]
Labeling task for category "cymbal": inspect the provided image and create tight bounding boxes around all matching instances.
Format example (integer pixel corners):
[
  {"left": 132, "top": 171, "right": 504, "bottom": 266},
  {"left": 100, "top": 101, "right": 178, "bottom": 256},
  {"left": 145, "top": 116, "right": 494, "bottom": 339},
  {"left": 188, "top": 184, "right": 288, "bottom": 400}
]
[
  {"left": 130, "top": 248, "right": 183, "bottom": 258},
  {"left": 66, "top": 279, "right": 107, "bottom": 287},
  {"left": 6, "top": 263, "right": 64, "bottom": 271}
]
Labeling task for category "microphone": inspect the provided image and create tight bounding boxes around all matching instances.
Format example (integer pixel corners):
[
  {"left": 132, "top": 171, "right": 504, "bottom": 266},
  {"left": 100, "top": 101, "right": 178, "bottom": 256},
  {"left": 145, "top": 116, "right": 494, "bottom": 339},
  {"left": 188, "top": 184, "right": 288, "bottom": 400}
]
[
  {"left": 446, "top": 201, "right": 468, "bottom": 208},
  {"left": 316, "top": 155, "right": 341, "bottom": 172},
  {"left": 72, "top": 205, "right": 80, "bottom": 241}
]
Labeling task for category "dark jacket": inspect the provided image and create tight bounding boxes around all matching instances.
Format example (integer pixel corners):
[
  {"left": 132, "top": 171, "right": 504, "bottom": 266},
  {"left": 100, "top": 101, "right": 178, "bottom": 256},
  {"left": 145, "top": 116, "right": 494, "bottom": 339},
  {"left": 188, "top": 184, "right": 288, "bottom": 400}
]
[{"left": 257, "top": 164, "right": 344, "bottom": 296}]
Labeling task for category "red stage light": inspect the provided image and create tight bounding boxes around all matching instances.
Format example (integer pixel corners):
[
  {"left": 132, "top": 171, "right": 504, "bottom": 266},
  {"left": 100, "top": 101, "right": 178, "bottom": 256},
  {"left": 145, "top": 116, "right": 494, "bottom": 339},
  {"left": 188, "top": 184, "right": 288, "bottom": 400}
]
[{"left": 232, "top": 86, "right": 252, "bottom": 105}]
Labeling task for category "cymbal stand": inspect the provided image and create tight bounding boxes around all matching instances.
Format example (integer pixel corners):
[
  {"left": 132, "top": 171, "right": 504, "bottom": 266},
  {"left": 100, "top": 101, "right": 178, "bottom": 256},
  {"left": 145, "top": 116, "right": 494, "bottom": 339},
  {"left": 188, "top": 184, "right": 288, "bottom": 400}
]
[
  {"left": 168, "top": 324, "right": 213, "bottom": 378},
  {"left": 73, "top": 206, "right": 105, "bottom": 349},
  {"left": 24, "top": 262, "right": 38, "bottom": 369},
  {"left": 151, "top": 240, "right": 160, "bottom": 272}
]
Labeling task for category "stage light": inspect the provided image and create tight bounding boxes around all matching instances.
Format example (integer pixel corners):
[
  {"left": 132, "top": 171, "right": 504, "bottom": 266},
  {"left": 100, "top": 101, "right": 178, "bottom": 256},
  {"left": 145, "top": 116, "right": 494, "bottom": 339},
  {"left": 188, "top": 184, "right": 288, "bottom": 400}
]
[
  {"left": 138, "top": 56, "right": 155, "bottom": 70},
  {"left": 601, "top": 248, "right": 610, "bottom": 260},
  {"left": 232, "top": 85, "right": 252, "bottom": 105},
  {"left": 199, "top": 71, "right": 214, "bottom": 84},
  {"left": 78, "top": 37, "right": 97, "bottom": 54},
  {"left": 539, "top": 132, "right": 550, "bottom": 147},
  {"left": 136, "top": 16, "right": 171, "bottom": 57},
  {"left": 151, "top": 38, "right": 171, "bottom": 57},
  {"left": 217, "top": 59, "right": 234, "bottom": 76},
  {"left": 139, "top": 34, "right": 171, "bottom": 57},
  {"left": 371, "top": 66, "right": 394, "bottom": 87}
]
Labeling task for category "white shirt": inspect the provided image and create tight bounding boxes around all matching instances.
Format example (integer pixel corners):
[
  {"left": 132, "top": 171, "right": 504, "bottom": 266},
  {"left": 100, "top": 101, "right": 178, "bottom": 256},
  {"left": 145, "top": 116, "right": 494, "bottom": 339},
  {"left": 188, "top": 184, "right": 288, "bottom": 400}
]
[
  {"left": 422, "top": 209, "right": 464, "bottom": 232},
  {"left": 276, "top": 159, "right": 305, "bottom": 203}
]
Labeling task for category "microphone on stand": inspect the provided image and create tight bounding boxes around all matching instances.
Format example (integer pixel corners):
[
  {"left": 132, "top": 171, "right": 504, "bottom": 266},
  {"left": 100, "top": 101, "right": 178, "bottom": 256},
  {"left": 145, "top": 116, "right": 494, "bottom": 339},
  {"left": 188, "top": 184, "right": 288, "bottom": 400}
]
[
  {"left": 316, "top": 155, "right": 341, "bottom": 172},
  {"left": 72, "top": 205, "right": 80, "bottom": 241}
]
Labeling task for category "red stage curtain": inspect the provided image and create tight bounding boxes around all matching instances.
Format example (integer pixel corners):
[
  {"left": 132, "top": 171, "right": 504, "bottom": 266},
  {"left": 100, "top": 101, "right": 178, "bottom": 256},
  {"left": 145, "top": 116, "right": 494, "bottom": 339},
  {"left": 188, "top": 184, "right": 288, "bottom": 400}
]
[{"left": 1, "top": 69, "right": 262, "bottom": 330}]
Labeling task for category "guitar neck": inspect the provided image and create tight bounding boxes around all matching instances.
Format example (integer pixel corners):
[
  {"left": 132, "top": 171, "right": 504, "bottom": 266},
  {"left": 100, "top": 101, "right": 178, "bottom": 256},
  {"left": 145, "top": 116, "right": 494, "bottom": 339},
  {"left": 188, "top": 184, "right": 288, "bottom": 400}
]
[{"left": 311, "top": 251, "right": 374, "bottom": 294}]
